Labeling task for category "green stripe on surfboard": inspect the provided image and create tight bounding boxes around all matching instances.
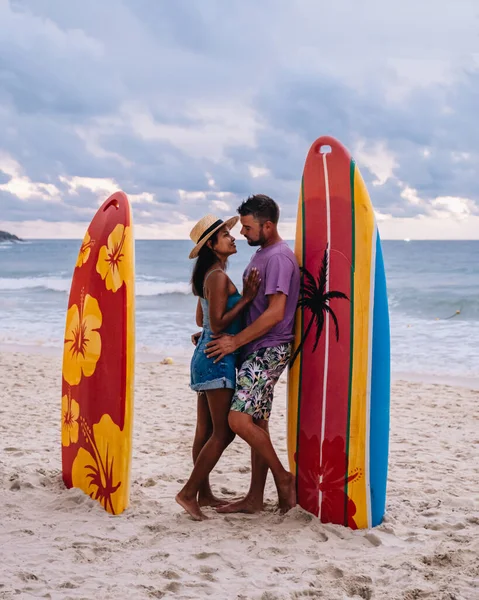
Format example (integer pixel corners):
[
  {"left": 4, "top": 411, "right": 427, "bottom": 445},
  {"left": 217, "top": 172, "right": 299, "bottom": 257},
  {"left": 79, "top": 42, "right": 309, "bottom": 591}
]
[
  {"left": 295, "top": 175, "right": 306, "bottom": 498},
  {"left": 344, "top": 159, "right": 356, "bottom": 525}
]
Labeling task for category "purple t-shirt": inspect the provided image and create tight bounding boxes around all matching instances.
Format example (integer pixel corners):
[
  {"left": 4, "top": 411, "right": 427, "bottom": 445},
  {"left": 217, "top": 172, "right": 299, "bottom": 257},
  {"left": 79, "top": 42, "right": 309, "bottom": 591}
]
[{"left": 242, "top": 241, "right": 300, "bottom": 358}]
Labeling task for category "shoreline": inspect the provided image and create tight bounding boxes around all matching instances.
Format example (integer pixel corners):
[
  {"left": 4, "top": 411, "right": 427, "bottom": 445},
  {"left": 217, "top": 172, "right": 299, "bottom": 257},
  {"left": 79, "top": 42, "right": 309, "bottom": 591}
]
[{"left": 2, "top": 342, "right": 478, "bottom": 391}]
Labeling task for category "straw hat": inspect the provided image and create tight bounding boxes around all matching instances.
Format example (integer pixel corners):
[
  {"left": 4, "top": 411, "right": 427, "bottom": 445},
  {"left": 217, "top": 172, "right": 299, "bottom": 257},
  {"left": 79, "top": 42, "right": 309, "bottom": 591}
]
[{"left": 189, "top": 214, "right": 239, "bottom": 259}]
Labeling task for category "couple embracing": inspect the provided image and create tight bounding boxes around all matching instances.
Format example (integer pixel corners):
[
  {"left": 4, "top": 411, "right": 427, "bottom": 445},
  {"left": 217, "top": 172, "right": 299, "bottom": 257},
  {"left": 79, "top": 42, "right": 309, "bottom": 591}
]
[{"left": 176, "top": 194, "right": 300, "bottom": 521}]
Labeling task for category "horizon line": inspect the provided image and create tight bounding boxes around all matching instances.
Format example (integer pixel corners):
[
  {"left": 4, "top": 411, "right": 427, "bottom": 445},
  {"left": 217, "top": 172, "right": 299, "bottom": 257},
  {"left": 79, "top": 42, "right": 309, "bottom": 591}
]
[{"left": 5, "top": 237, "right": 479, "bottom": 242}]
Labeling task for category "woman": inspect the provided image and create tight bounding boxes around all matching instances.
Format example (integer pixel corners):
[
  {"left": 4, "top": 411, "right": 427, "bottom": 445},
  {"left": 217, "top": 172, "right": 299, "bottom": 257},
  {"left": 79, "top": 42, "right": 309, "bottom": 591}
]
[{"left": 175, "top": 214, "right": 260, "bottom": 521}]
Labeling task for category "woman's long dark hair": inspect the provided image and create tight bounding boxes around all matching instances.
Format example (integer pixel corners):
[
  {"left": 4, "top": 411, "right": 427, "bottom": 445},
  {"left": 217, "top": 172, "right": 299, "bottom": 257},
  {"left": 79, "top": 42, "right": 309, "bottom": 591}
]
[{"left": 191, "top": 230, "right": 221, "bottom": 298}]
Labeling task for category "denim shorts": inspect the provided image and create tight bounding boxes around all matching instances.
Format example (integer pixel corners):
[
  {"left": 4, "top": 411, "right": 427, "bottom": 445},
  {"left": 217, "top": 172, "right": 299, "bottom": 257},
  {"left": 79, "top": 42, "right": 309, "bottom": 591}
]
[{"left": 190, "top": 330, "right": 237, "bottom": 391}]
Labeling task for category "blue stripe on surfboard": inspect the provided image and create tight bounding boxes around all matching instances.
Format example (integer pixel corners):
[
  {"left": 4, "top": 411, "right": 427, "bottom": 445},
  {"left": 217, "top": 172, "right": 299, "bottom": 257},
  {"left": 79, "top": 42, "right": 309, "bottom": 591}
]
[{"left": 369, "top": 232, "right": 391, "bottom": 527}]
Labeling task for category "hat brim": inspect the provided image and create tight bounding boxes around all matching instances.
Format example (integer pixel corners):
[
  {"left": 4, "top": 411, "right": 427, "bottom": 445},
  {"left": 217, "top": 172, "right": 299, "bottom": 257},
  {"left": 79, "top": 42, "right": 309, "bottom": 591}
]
[{"left": 189, "top": 216, "right": 239, "bottom": 259}]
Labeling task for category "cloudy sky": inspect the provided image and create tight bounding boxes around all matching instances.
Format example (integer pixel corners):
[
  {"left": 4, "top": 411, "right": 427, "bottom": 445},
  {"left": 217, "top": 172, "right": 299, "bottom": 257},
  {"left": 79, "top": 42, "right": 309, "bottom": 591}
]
[{"left": 1, "top": 0, "right": 478, "bottom": 240}]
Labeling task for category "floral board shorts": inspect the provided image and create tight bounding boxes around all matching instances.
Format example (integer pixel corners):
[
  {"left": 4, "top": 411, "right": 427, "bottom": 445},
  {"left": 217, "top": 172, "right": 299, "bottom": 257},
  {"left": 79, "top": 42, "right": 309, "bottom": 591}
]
[{"left": 230, "top": 343, "right": 292, "bottom": 421}]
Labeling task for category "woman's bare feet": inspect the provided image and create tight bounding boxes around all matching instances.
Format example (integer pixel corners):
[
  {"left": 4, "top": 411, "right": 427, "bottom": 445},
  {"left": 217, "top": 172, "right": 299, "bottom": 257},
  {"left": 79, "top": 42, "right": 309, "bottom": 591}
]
[
  {"left": 175, "top": 492, "right": 208, "bottom": 521},
  {"left": 215, "top": 495, "right": 264, "bottom": 514}
]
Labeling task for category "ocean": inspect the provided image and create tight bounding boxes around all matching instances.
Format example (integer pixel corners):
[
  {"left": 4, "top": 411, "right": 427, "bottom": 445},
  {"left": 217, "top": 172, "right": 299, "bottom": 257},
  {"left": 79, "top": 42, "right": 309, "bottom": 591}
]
[{"left": 0, "top": 239, "right": 478, "bottom": 384}]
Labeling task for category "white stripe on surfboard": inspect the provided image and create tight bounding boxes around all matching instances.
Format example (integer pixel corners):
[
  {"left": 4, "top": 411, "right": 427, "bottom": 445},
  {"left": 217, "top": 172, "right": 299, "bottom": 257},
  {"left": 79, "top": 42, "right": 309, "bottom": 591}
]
[
  {"left": 364, "top": 223, "right": 377, "bottom": 528},
  {"left": 318, "top": 152, "right": 332, "bottom": 519}
]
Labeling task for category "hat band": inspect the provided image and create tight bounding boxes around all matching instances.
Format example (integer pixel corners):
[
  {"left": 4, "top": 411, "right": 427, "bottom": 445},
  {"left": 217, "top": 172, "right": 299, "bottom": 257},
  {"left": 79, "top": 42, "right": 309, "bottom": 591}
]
[{"left": 197, "top": 219, "right": 223, "bottom": 243}]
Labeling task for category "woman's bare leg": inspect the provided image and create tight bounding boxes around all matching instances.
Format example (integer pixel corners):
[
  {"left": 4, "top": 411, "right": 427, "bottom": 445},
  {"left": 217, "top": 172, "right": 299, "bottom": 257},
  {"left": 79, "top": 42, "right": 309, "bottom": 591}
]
[
  {"left": 176, "top": 389, "right": 235, "bottom": 520},
  {"left": 192, "top": 392, "right": 223, "bottom": 506}
]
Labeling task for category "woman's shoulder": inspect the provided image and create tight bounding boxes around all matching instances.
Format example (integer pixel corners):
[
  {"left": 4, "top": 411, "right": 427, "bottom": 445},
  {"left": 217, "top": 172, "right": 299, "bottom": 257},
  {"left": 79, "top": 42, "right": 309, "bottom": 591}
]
[
  {"left": 203, "top": 267, "right": 229, "bottom": 293},
  {"left": 204, "top": 267, "right": 227, "bottom": 283}
]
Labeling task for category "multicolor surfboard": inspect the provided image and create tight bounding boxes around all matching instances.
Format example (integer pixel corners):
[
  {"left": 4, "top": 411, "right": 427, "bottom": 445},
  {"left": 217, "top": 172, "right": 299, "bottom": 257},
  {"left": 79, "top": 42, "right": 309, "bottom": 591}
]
[
  {"left": 287, "top": 136, "right": 390, "bottom": 529},
  {"left": 61, "top": 192, "right": 135, "bottom": 515}
]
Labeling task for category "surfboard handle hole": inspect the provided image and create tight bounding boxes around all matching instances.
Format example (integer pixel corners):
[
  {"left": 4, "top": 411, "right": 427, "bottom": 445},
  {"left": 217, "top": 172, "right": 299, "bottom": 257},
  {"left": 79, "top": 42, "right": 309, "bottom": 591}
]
[
  {"left": 318, "top": 144, "right": 332, "bottom": 155},
  {"left": 104, "top": 199, "right": 120, "bottom": 211}
]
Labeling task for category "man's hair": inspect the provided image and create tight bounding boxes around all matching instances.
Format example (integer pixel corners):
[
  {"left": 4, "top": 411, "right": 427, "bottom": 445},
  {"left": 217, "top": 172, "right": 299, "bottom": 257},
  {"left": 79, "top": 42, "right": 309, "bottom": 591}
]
[{"left": 237, "top": 194, "right": 280, "bottom": 224}]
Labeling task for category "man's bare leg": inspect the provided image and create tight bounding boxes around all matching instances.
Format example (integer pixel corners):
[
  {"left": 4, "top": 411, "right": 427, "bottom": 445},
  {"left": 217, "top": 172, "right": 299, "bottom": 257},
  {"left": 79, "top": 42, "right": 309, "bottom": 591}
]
[
  {"left": 218, "top": 411, "right": 295, "bottom": 513},
  {"left": 217, "top": 419, "right": 269, "bottom": 514}
]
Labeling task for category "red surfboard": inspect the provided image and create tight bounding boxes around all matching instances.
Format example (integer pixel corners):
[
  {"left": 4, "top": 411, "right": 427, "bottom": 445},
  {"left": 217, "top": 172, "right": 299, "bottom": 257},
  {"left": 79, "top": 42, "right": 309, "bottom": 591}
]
[
  {"left": 61, "top": 192, "right": 135, "bottom": 515},
  {"left": 288, "top": 136, "right": 391, "bottom": 529}
]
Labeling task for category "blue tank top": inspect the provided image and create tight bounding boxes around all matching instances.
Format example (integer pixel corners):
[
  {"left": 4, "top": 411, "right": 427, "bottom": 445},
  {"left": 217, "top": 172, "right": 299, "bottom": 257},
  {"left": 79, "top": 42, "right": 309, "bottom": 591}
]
[{"left": 201, "top": 269, "right": 243, "bottom": 335}]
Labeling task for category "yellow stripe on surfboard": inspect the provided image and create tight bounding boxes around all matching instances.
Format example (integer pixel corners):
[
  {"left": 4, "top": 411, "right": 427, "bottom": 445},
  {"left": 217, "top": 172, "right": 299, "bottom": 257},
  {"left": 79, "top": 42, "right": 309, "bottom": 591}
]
[
  {"left": 347, "top": 166, "right": 375, "bottom": 528},
  {"left": 123, "top": 203, "right": 135, "bottom": 511},
  {"left": 287, "top": 184, "right": 304, "bottom": 476}
]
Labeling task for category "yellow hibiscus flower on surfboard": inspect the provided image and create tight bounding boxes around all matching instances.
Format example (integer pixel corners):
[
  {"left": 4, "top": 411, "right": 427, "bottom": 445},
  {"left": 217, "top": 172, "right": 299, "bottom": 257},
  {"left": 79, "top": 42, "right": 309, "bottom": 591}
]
[
  {"left": 72, "top": 414, "right": 128, "bottom": 515},
  {"left": 96, "top": 224, "right": 131, "bottom": 292},
  {"left": 61, "top": 393, "right": 80, "bottom": 447},
  {"left": 63, "top": 292, "right": 102, "bottom": 386},
  {"left": 75, "top": 231, "right": 94, "bottom": 268}
]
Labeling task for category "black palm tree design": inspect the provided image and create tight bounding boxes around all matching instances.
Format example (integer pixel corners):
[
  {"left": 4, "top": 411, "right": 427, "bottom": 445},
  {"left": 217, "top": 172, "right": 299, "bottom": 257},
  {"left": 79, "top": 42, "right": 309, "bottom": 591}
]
[{"left": 290, "top": 247, "right": 349, "bottom": 366}]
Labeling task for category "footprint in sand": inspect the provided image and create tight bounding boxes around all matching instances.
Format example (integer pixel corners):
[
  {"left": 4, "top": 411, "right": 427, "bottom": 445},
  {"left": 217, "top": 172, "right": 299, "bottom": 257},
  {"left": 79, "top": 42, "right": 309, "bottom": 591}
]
[
  {"left": 265, "top": 546, "right": 288, "bottom": 556},
  {"left": 326, "top": 565, "right": 344, "bottom": 579},
  {"left": 18, "top": 572, "right": 39, "bottom": 582},
  {"left": 422, "top": 552, "right": 455, "bottom": 568},
  {"left": 162, "top": 570, "right": 180, "bottom": 580},
  {"left": 59, "top": 582, "right": 79, "bottom": 589},
  {"left": 148, "top": 552, "right": 170, "bottom": 562},
  {"left": 364, "top": 532, "right": 382, "bottom": 547},
  {"left": 291, "top": 590, "right": 321, "bottom": 598},
  {"left": 194, "top": 551, "right": 221, "bottom": 560},
  {"left": 273, "top": 566, "right": 292, "bottom": 574},
  {"left": 403, "top": 589, "right": 428, "bottom": 599},
  {"left": 343, "top": 575, "right": 373, "bottom": 600},
  {"left": 260, "top": 593, "right": 283, "bottom": 600},
  {"left": 144, "top": 523, "right": 167, "bottom": 533},
  {"left": 92, "top": 545, "right": 111, "bottom": 557},
  {"left": 138, "top": 584, "right": 165, "bottom": 597},
  {"left": 322, "top": 524, "right": 353, "bottom": 540},
  {"left": 142, "top": 478, "right": 157, "bottom": 487},
  {"left": 466, "top": 515, "right": 479, "bottom": 525}
]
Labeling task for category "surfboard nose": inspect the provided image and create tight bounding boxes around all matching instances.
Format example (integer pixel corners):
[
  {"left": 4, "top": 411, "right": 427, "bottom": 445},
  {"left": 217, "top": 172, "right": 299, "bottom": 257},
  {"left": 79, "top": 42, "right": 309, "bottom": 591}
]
[
  {"left": 100, "top": 191, "right": 129, "bottom": 214},
  {"left": 311, "top": 135, "right": 350, "bottom": 158}
]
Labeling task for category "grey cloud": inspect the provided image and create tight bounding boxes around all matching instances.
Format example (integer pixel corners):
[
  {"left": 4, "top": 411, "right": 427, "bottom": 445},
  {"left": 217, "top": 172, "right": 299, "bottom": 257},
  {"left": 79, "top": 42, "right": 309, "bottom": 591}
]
[
  {"left": 250, "top": 67, "right": 479, "bottom": 216},
  {"left": 0, "top": 190, "right": 92, "bottom": 221},
  {"left": 1, "top": 3, "right": 123, "bottom": 118},
  {"left": 1, "top": 0, "right": 479, "bottom": 230}
]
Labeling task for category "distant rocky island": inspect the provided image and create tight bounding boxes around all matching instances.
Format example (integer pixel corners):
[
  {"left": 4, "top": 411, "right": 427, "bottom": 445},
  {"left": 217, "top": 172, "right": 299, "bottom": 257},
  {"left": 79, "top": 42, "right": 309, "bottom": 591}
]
[{"left": 0, "top": 230, "right": 23, "bottom": 242}]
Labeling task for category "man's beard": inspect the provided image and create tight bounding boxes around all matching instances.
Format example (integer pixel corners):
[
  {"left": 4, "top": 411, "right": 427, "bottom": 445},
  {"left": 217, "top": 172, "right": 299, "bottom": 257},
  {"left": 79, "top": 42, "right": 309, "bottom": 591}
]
[{"left": 247, "top": 231, "right": 266, "bottom": 247}]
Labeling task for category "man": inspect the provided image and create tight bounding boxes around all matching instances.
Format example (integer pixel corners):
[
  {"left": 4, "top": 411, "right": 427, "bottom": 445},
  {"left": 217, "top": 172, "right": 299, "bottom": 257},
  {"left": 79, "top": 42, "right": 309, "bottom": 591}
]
[{"left": 206, "top": 194, "right": 300, "bottom": 513}]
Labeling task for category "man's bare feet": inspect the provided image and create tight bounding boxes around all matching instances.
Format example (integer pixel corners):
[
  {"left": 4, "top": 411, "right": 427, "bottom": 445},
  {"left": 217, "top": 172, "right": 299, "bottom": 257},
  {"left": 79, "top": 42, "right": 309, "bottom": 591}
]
[
  {"left": 175, "top": 493, "right": 208, "bottom": 521},
  {"left": 198, "top": 494, "right": 229, "bottom": 508},
  {"left": 277, "top": 473, "right": 296, "bottom": 514},
  {"left": 215, "top": 496, "right": 264, "bottom": 514}
]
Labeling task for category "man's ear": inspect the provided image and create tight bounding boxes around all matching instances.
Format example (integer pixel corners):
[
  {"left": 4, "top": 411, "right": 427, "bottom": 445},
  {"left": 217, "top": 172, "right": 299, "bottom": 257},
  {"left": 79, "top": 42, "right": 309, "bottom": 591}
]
[{"left": 263, "top": 220, "right": 274, "bottom": 234}]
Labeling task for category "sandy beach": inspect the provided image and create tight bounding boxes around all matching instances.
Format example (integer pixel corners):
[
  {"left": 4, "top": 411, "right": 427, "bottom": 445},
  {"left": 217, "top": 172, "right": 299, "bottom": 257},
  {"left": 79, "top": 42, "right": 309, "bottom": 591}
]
[{"left": 0, "top": 350, "right": 478, "bottom": 600}]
